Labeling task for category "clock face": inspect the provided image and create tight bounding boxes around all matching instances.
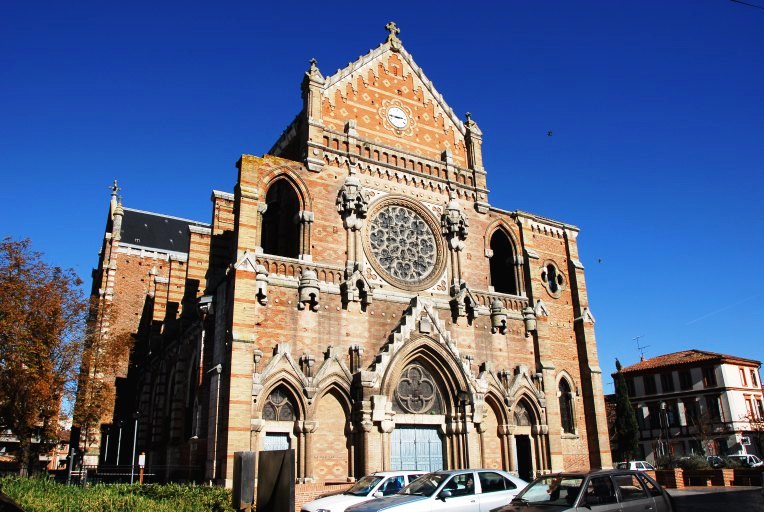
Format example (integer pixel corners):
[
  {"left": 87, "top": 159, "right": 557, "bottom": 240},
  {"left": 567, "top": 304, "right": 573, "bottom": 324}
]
[
  {"left": 386, "top": 106, "right": 409, "bottom": 129},
  {"left": 368, "top": 204, "right": 437, "bottom": 284}
]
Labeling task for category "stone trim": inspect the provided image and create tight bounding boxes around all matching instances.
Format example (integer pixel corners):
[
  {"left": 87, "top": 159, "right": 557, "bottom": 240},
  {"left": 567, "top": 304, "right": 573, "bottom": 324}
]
[{"left": 211, "top": 190, "right": 235, "bottom": 201}]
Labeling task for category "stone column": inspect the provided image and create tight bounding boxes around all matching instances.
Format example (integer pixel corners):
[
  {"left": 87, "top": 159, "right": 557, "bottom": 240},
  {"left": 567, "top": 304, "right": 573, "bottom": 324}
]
[
  {"left": 303, "top": 420, "right": 318, "bottom": 483},
  {"left": 347, "top": 422, "right": 355, "bottom": 481},
  {"left": 476, "top": 422, "right": 487, "bottom": 468},
  {"left": 250, "top": 419, "right": 265, "bottom": 486},
  {"left": 360, "top": 417, "right": 374, "bottom": 476},
  {"left": 298, "top": 211, "right": 314, "bottom": 261},
  {"left": 528, "top": 434, "right": 537, "bottom": 478},
  {"left": 380, "top": 419, "right": 394, "bottom": 471}
]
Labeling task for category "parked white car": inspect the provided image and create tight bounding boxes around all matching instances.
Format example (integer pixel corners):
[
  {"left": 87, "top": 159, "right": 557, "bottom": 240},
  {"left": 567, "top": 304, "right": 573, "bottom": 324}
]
[
  {"left": 614, "top": 461, "right": 655, "bottom": 471},
  {"left": 345, "top": 469, "right": 528, "bottom": 512},
  {"left": 726, "top": 454, "right": 763, "bottom": 468},
  {"left": 300, "top": 471, "right": 424, "bottom": 512}
]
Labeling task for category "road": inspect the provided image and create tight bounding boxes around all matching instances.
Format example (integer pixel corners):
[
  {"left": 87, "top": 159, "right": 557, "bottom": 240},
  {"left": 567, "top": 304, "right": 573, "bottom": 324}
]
[{"left": 668, "top": 487, "right": 764, "bottom": 512}]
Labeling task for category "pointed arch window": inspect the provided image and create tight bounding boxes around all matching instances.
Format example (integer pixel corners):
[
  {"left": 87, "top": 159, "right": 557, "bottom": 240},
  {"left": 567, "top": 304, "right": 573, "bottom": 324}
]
[
  {"left": 263, "top": 386, "right": 297, "bottom": 422},
  {"left": 489, "top": 230, "right": 518, "bottom": 295},
  {"left": 261, "top": 179, "right": 301, "bottom": 258},
  {"left": 559, "top": 379, "right": 575, "bottom": 434}
]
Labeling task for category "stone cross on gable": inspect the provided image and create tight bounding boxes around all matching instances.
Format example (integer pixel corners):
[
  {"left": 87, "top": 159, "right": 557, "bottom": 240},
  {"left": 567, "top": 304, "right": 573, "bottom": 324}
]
[{"left": 385, "top": 21, "right": 400, "bottom": 41}]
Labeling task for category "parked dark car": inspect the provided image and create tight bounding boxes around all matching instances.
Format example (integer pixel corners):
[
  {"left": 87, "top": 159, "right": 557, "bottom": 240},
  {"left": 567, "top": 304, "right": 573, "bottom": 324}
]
[{"left": 490, "top": 469, "right": 672, "bottom": 512}]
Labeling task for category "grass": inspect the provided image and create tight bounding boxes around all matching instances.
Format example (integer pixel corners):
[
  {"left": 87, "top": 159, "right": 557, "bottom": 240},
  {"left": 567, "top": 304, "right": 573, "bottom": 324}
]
[{"left": 0, "top": 476, "right": 235, "bottom": 512}]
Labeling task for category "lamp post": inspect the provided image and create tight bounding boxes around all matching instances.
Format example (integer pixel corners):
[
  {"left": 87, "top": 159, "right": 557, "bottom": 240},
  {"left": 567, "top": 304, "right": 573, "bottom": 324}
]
[
  {"left": 130, "top": 411, "right": 140, "bottom": 484},
  {"left": 116, "top": 420, "right": 123, "bottom": 465},
  {"left": 103, "top": 427, "right": 110, "bottom": 464}
]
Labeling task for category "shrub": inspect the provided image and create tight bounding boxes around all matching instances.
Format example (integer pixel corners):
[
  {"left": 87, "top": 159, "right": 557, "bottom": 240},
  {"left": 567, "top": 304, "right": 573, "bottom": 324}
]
[
  {"left": 0, "top": 475, "right": 235, "bottom": 512},
  {"left": 674, "top": 455, "right": 710, "bottom": 470}
]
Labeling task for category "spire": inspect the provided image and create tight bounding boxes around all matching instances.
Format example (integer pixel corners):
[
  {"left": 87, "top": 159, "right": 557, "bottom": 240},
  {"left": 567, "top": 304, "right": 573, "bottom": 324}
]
[
  {"left": 110, "top": 180, "right": 121, "bottom": 213},
  {"left": 112, "top": 196, "right": 124, "bottom": 240},
  {"left": 464, "top": 112, "right": 484, "bottom": 173}
]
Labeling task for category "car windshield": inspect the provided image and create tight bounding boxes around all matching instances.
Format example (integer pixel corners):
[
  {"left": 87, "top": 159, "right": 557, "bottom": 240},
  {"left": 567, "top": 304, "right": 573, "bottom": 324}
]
[
  {"left": 514, "top": 475, "right": 584, "bottom": 505},
  {"left": 615, "top": 463, "right": 629, "bottom": 469},
  {"left": 400, "top": 473, "right": 447, "bottom": 497},
  {"left": 345, "top": 475, "right": 384, "bottom": 496}
]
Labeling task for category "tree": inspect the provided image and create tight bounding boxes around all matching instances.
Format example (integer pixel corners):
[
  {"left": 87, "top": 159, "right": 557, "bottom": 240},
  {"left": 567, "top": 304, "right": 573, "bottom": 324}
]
[
  {"left": 613, "top": 358, "right": 640, "bottom": 461},
  {"left": 73, "top": 323, "right": 131, "bottom": 459},
  {"left": 739, "top": 408, "right": 764, "bottom": 458},
  {"left": 0, "top": 238, "right": 86, "bottom": 475}
]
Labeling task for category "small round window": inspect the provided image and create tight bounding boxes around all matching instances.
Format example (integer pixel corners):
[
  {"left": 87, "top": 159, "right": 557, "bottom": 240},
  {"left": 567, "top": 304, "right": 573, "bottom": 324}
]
[{"left": 540, "top": 261, "right": 565, "bottom": 297}]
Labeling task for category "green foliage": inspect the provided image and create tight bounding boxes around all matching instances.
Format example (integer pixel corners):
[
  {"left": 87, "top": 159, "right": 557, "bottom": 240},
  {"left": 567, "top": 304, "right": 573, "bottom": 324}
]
[
  {"left": 673, "top": 455, "right": 710, "bottom": 470},
  {"left": 0, "top": 476, "right": 235, "bottom": 512},
  {"left": 613, "top": 362, "right": 639, "bottom": 462}
]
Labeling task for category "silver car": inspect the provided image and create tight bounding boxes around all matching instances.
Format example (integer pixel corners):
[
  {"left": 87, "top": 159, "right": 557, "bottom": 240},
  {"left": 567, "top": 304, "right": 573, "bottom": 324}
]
[
  {"left": 345, "top": 469, "right": 528, "bottom": 512},
  {"left": 490, "top": 469, "right": 673, "bottom": 512}
]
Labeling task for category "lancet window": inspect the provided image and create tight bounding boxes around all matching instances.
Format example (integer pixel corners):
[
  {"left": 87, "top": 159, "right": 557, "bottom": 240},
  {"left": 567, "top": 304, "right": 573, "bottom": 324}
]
[{"left": 489, "top": 230, "right": 519, "bottom": 295}]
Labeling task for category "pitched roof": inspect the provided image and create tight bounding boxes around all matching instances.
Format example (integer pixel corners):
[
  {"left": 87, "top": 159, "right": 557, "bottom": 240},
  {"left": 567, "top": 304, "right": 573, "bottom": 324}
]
[
  {"left": 619, "top": 349, "right": 761, "bottom": 374},
  {"left": 120, "top": 208, "right": 209, "bottom": 254}
]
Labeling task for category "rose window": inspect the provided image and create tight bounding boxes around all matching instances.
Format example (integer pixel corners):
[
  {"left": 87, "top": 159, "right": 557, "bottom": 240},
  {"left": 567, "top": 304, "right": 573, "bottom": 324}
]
[{"left": 368, "top": 204, "right": 438, "bottom": 285}]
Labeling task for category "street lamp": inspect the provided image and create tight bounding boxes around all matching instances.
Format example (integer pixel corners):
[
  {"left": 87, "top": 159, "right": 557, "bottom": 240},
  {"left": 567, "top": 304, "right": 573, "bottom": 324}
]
[{"left": 130, "top": 411, "right": 140, "bottom": 484}]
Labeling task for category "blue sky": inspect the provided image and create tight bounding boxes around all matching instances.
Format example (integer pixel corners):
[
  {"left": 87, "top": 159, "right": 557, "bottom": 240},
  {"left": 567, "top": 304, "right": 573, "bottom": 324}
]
[{"left": 1, "top": 1, "right": 762, "bottom": 391}]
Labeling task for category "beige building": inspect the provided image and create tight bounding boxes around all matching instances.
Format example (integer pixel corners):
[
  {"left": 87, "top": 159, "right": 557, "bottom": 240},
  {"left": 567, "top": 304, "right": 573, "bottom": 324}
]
[
  {"left": 74, "top": 23, "right": 612, "bottom": 497},
  {"left": 615, "top": 350, "right": 764, "bottom": 462}
]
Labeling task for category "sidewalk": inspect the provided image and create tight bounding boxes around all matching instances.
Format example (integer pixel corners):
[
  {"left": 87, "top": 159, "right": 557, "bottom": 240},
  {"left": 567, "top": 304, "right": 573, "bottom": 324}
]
[{"left": 667, "top": 486, "right": 764, "bottom": 511}]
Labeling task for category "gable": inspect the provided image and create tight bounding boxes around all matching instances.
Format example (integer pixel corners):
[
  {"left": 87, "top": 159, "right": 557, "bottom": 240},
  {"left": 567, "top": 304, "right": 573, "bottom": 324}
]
[{"left": 320, "top": 45, "right": 469, "bottom": 166}]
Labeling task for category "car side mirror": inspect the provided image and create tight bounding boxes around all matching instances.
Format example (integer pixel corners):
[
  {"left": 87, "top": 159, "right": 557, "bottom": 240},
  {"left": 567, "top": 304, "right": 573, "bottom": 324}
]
[
  {"left": 439, "top": 489, "right": 452, "bottom": 500},
  {"left": 372, "top": 491, "right": 383, "bottom": 498}
]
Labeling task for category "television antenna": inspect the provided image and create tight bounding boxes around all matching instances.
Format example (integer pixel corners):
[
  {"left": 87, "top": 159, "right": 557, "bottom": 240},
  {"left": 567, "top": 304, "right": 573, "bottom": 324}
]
[{"left": 633, "top": 335, "right": 649, "bottom": 360}]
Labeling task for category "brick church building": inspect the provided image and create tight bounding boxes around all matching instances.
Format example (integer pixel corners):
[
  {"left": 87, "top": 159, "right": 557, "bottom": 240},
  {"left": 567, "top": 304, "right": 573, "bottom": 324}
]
[{"left": 75, "top": 23, "right": 611, "bottom": 490}]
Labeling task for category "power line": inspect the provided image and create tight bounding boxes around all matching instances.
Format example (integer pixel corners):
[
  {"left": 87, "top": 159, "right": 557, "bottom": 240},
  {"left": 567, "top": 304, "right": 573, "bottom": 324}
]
[{"left": 730, "top": 0, "right": 764, "bottom": 10}]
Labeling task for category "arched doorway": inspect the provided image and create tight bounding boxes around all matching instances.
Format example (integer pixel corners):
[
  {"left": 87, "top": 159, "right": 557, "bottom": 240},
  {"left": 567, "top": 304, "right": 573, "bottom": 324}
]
[
  {"left": 389, "top": 363, "right": 446, "bottom": 472},
  {"left": 513, "top": 399, "right": 536, "bottom": 482}
]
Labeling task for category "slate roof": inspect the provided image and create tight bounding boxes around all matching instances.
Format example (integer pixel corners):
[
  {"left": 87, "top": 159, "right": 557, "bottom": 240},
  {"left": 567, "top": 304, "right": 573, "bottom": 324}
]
[
  {"left": 120, "top": 208, "right": 209, "bottom": 254},
  {"left": 619, "top": 349, "right": 760, "bottom": 374}
]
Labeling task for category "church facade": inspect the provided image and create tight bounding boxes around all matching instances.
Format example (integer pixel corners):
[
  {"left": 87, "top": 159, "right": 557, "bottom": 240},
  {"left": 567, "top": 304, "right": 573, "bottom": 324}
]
[{"left": 75, "top": 23, "right": 611, "bottom": 490}]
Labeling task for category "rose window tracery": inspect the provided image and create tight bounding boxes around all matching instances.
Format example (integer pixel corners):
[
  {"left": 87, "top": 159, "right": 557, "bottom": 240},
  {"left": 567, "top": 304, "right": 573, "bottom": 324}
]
[
  {"left": 394, "top": 364, "right": 443, "bottom": 414},
  {"left": 369, "top": 205, "right": 436, "bottom": 282}
]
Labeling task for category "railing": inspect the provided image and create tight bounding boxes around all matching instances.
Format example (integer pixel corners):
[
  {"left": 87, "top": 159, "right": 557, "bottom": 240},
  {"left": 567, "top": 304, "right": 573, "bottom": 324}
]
[{"left": 66, "top": 464, "right": 204, "bottom": 485}]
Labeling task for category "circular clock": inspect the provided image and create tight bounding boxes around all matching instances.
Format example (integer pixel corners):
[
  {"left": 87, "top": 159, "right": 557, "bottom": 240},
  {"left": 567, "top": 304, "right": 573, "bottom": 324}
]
[
  {"left": 386, "top": 106, "right": 409, "bottom": 129},
  {"left": 363, "top": 197, "right": 445, "bottom": 290}
]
